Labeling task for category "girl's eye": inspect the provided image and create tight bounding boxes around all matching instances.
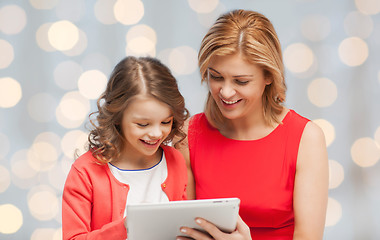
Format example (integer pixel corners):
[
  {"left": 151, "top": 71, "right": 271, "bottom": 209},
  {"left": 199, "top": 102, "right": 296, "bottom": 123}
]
[
  {"left": 162, "top": 119, "right": 172, "bottom": 125},
  {"left": 137, "top": 123, "right": 148, "bottom": 127}
]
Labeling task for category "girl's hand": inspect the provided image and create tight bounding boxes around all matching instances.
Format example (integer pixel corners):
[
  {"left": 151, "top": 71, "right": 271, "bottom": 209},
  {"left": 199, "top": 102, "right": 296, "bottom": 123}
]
[{"left": 177, "top": 215, "right": 251, "bottom": 240}]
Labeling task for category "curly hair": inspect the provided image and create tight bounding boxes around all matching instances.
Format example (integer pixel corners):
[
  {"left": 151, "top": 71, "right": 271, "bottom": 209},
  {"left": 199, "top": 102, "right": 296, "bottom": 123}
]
[
  {"left": 199, "top": 9, "right": 286, "bottom": 128},
  {"left": 87, "top": 56, "right": 189, "bottom": 164}
]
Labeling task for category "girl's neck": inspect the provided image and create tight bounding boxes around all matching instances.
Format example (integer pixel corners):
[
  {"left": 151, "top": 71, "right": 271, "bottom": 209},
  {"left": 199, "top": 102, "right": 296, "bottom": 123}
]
[{"left": 111, "top": 147, "right": 163, "bottom": 170}]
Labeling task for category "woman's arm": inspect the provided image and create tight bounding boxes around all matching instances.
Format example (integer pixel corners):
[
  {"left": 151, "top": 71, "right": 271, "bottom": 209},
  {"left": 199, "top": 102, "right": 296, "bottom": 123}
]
[
  {"left": 174, "top": 118, "right": 196, "bottom": 200},
  {"left": 293, "top": 121, "right": 329, "bottom": 240}
]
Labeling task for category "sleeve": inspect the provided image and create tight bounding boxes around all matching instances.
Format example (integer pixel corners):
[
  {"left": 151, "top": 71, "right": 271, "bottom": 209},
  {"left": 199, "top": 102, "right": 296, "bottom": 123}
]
[{"left": 62, "top": 165, "right": 127, "bottom": 240}]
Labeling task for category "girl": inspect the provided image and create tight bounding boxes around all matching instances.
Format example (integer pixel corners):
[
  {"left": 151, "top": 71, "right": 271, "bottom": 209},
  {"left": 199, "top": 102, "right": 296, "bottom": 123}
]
[{"left": 62, "top": 56, "right": 189, "bottom": 239}]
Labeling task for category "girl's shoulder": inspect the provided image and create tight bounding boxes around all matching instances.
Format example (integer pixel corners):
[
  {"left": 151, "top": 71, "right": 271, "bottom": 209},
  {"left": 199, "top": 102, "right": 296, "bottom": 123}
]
[{"left": 72, "top": 150, "right": 106, "bottom": 171}]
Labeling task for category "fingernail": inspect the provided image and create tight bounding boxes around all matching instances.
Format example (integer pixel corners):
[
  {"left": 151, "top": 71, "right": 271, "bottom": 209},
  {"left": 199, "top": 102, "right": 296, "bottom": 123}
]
[
  {"left": 180, "top": 228, "right": 187, "bottom": 233},
  {"left": 195, "top": 218, "right": 202, "bottom": 224}
]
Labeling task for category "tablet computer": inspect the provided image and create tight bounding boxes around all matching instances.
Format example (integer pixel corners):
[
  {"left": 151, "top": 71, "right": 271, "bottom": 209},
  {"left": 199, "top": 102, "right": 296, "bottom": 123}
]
[{"left": 126, "top": 197, "right": 240, "bottom": 240}]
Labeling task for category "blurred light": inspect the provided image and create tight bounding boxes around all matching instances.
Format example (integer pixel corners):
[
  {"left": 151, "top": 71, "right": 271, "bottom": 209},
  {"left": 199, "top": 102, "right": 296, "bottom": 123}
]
[
  {"left": 81, "top": 53, "right": 111, "bottom": 73},
  {"left": 188, "top": 0, "right": 219, "bottom": 13},
  {"left": 114, "top": 0, "right": 144, "bottom": 25},
  {"left": 28, "top": 93, "right": 58, "bottom": 122},
  {"left": 61, "top": 155, "right": 73, "bottom": 176},
  {"left": 325, "top": 197, "right": 342, "bottom": 227},
  {"left": 48, "top": 163, "right": 68, "bottom": 191},
  {"left": 375, "top": 126, "right": 380, "bottom": 146},
  {"left": 344, "top": 11, "right": 373, "bottom": 39},
  {"left": 53, "top": 228, "right": 62, "bottom": 240},
  {"left": 48, "top": 20, "right": 79, "bottom": 51},
  {"left": 126, "top": 24, "right": 156, "bottom": 56},
  {"left": 0, "top": 204, "right": 23, "bottom": 234},
  {"left": 0, "top": 132, "right": 10, "bottom": 158},
  {"left": 31, "top": 228, "right": 57, "bottom": 240},
  {"left": 168, "top": 46, "right": 198, "bottom": 75},
  {"left": 27, "top": 142, "right": 58, "bottom": 172},
  {"left": 55, "top": 91, "right": 90, "bottom": 129},
  {"left": 338, "top": 37, "right": 368, "bottom": 66},
  {"left": 0, "top": 5, "right": 27, "bottom": 35},
  {"left": 56, "top": 0, "right": 85, "bottom": 22},
  {"left": 328, "top": 160, "right": 345, "bottom": 189},
  {"left": 0, "top": 77, "right": 22, "bottom": 108},
  {"left": 34, "top": 132, "right": 62, "bottom": 160},
  {"left": 312, "top": 119, "right": 335, "bottom": 147},
  {"left": 95, "top": 0, "right": 118, "bottom": 24},
  {"left": 0, "top": 39, "right": 14, "bottom": 69},
  {"left": 307, "top": 77, "right": 337, "bottom": 107},
  {"left": 54, "top": 61, "right": 83, "bottom": 90},
  {"left": 0, "top": 165, "right": 11, "bottom": 193},
  {"left": 355, "top": 0, "right": 380, "bottom": 15},
  {"left": 301, "top": 14, "right": 331, "bottom": 41},
  {"left": 351, "top": 137, "right": 380, "bottom": 167},
  {"left": 36, "top": 23, "right": 56, "bottom": 52},
  {"left": 27, "top": 186, "right": 59, "bottom": 221},
  {"left": 63, "top": 29, "right": 88, "bottom": 56},
  {"left": 283, "top": 43, "right": 314, "bottom": 73},
  {"left": 78, "top": 70, "right": 107, "bottom": 99},
  {"left": 11, "top": 150, "right": 38, "bottom": 183},
  {"left": 61, "top": 130, "right": 88, "bottom": 159},
  {"left": 196, "top": 4, "right": 226, "bottom": 28},
  {"left": 30, "top": 0, "right": 59, "bottom": 9}
]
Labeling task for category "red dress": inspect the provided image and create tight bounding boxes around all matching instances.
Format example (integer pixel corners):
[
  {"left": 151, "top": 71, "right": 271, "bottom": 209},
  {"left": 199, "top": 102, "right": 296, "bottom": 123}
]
[{"left": 188, "top": 110, "right": 309, "bottom": 239}]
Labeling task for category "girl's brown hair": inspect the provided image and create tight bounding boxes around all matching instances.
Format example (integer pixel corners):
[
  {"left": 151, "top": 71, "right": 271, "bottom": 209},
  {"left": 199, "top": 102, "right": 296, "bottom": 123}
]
[
  {"left": 199, "top": 9, "right": 286, "bottom": 128},
  {"left": 88, "top": 56, "right": 189, "bottom": 164}
]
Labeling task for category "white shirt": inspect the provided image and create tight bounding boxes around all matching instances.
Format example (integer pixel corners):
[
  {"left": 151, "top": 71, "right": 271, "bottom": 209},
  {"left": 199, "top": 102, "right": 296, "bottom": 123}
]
[{"left": 108, "top": 153, "right": 169, "bottom": 217}]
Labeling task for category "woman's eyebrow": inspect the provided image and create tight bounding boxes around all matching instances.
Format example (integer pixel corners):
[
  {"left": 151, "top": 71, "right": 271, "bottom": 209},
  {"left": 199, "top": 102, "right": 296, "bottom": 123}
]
[{"left": 209, "top": 67, "right": 253, "bottom": 78}]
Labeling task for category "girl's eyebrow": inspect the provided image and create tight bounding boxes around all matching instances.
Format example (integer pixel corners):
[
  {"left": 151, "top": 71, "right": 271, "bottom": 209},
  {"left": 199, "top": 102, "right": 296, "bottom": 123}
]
[{"left": 208, "top": 67, "right": 253, "bottom": 78}]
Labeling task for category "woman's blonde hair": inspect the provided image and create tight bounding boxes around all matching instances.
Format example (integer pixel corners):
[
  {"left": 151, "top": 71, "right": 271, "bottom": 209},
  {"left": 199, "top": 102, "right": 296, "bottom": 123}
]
[
  {"left": 199, "top": 9, "right": 286, "bottom": 128},
  {"left": 87, "top": 56, "right": 189, "bottom": 164}
]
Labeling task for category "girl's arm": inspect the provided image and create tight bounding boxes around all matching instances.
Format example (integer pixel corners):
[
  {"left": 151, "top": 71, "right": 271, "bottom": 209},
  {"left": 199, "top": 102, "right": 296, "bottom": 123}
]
[
  {"left": 62, "top": 166, "right": 127, "bottom": 240},
  {"left": 293, "top": 121, "right": 329, "bottom": 240}
]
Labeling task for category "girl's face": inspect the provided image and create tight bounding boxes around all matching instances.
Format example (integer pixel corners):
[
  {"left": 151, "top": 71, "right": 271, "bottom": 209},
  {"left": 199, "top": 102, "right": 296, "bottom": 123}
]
[
  {"left": 120, "top": 94, "right": 173, "bottom": 159},
  {"left": 207, "top": 53, "right": 271, "bottom": 121}
]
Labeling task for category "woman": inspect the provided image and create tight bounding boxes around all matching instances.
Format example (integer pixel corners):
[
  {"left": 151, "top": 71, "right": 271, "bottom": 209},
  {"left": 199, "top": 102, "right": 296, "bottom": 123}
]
[{"left": 176, "top": 9, "right": 328, "bottom": 240}]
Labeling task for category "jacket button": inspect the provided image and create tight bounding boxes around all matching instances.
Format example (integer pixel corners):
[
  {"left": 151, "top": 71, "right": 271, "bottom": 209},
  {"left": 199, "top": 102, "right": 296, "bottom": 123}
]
[{"left": 162, "top": 184, "right": 166, "bottom": 188}]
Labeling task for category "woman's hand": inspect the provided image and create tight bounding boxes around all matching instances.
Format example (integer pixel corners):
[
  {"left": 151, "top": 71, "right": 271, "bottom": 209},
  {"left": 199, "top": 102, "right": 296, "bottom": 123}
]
[{"left": 177, "top": 215, "right": 251, "bottom": 240}]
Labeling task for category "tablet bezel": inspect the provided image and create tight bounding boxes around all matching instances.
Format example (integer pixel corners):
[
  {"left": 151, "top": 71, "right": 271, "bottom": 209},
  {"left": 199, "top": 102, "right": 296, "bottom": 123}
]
[{"left": 126, "top": 197, "right": 240, "bottom": 240}]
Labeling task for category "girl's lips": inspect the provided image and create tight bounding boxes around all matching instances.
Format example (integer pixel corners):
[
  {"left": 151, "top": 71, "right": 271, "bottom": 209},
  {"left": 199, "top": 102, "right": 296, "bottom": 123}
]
[{"left": 140, "top": 139, "right": 160, "bottom": 147}]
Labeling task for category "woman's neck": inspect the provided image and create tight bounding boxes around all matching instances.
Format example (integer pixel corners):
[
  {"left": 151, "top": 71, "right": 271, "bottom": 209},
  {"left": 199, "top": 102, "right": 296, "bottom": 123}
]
[{"left": 220, "top": 107, "right": 288, "bottom": 140}]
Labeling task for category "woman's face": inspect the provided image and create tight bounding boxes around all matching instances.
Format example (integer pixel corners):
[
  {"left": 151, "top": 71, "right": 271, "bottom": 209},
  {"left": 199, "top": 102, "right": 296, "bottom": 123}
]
[
  {"left": 207, "top": 53, "right": 271, "bottom": 121},
  {"left": 120, "top": 94, "right": 173, "bottom": 159}
]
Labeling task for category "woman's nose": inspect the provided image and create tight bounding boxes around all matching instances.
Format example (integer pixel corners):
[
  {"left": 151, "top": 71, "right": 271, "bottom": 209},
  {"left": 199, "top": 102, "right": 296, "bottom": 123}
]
[{"left": 220, "top": 82, "right": 236, "bottom": 99}]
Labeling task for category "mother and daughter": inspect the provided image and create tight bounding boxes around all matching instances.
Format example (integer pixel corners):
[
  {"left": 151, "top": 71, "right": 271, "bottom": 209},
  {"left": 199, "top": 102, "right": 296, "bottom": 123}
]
[{"left": 62, "top": 9, "right": 328, "bottom": 240}]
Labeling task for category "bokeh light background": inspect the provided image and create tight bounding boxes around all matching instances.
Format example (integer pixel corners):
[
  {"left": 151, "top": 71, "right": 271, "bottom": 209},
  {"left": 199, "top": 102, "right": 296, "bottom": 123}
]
[{"left": 0, "top": 0, "right": 379, "bottom": 239}]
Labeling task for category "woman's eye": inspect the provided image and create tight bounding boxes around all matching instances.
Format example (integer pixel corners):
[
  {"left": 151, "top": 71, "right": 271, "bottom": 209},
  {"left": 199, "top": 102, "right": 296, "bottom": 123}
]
[
  {"left": 235, "top": 79, "right": 249, "bottom": 85},
  {"left": 137, "top": 123, "right": 148, "bottom": 127},
  {"left": 209, "top": 73, "right": 223, "bottom": 80}
]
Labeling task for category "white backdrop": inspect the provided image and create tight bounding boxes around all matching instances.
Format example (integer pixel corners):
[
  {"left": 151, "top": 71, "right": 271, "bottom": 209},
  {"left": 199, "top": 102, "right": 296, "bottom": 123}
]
[{"left": 0, "top": 0, "right": 380, "bottom": 239}]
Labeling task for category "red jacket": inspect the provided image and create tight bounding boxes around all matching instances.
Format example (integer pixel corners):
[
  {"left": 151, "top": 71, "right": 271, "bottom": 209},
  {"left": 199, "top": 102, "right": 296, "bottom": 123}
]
[{"left": 62, "top": 145, "right": 187, "bottom": 240}]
